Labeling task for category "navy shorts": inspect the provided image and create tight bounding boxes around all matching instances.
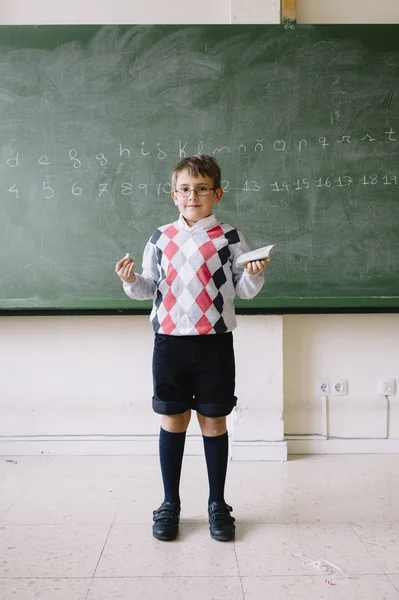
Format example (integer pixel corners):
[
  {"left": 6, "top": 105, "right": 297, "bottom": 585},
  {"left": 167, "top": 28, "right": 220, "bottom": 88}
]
[{"left": 152, "top": 332, "right": 237, "bottom": 417}]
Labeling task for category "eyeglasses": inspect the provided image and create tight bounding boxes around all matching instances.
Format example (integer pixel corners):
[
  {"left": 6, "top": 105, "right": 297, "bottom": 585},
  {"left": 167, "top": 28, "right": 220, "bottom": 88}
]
[{"left": 174, "top": 186, "right": 215, "bottom": 197}]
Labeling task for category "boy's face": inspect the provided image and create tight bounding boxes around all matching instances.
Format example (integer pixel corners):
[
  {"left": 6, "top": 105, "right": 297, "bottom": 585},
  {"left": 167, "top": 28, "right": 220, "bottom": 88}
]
[{"left": 172, "top": 169, "right": 223, "bottom": 227}]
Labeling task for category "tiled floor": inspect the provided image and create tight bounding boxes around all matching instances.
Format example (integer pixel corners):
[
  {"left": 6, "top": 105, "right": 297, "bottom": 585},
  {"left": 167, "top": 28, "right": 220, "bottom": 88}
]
[{"left": 1, "top": 453, "right": 399, "bottom": 599}]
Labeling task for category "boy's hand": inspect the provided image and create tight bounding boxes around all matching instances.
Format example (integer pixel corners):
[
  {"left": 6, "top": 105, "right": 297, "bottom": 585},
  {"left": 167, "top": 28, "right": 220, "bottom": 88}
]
[
  {"left": 244, "top": 259, "right": 269, "bottom": 275},
  {"left": 115, "top": 256, "right": 136, "bottom": 283}
]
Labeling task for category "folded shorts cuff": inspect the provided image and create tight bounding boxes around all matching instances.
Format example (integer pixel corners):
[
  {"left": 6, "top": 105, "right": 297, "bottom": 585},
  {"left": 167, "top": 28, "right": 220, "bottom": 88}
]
[
  {"left": 195, "top": 397, "right": 237, "bottom": 417},
  {"left": 152, "top": 397, "right": 192, "bottom": 415}
]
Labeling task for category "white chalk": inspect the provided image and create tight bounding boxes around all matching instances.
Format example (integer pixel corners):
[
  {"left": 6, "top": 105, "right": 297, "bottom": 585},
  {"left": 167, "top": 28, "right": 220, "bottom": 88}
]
[{"left": 125, "top": 253, "right": 131, "bottom": 258}]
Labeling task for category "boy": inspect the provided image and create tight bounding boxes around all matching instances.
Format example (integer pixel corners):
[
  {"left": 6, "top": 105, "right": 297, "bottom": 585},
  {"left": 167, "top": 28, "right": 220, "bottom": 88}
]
[{"left": 115, "top": 154, "right": 268, "bottom": 542}]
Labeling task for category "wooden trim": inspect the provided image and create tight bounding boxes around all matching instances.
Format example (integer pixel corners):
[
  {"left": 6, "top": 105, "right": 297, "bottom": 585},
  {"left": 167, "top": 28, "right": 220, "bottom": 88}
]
[{"left": 281, "top": 0, "right": 297, "bottom": 23}]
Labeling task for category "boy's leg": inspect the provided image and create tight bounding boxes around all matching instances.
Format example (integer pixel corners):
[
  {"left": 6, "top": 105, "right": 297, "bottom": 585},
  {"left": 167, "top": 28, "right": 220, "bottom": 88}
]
[
  {"left": 152, "top": 411, "right": 191, "bottom": 542},
  {"left": 197, "top": 414, "right": 235, "bottom": 542},
  {"left": 197, "top": 415, "right": 228, "bottom": 504},
  {"left": 159, "top": 411, "right": 191, "bottom": 504},
  {"left": 152, "top": 333, "right": 194, "bottom": 540}
]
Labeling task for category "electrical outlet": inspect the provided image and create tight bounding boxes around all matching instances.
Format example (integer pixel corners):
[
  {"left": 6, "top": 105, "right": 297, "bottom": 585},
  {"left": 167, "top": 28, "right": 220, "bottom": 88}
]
[
  {"left": 315, "top": 379, "right": 330, "bottom": 396},
  {"left": 378, "top": 378, "right": 396, "bottom": 396},
  {"left": 330, "top": 379, "right": 348, "bottom": 396}
]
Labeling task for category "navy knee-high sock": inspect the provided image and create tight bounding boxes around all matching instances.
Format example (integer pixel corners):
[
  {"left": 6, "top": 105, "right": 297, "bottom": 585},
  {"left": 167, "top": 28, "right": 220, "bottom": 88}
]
[
  {"left": 159, "top": 427, "right": 186, "bottom": 505},
  {"left": 203, "top": 432, "right": 229, "bottom": 505}
]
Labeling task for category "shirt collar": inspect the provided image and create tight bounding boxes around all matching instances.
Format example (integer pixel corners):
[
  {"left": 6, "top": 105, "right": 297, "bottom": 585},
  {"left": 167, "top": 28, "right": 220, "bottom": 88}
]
[{"left": 177, "top": 213, "right": 218, "bottom": 231}]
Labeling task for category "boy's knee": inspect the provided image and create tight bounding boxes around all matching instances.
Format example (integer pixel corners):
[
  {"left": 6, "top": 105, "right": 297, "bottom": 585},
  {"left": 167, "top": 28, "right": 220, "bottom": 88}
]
[
  {"left": 161, "top": 410, "right": 191, "bottom": 433},
  {"left": 197, "top": 415, "right": 227, "bottom": 437}
]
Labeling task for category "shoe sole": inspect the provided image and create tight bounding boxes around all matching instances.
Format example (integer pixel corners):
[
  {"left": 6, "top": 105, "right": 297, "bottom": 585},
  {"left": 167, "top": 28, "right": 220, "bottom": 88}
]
[
  {"left": 153, "top": 532, "right": 178, "bottom": 541},
  {"left": 210, "top": 533, "right": 235, "bottom": 542}
]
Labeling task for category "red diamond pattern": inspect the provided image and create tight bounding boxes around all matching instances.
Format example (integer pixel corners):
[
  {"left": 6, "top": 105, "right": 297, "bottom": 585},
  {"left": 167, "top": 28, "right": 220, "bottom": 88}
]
[
  {"left": 196, "top": 263, "right": 212, "bottom": 287},
  {"left": 164, "top": 240, "right": 179, "bottom": 260},
  {"left": 207, "top": 225, "right": 224, "bottom": 240},
  {"left": 195, "top": 314, "right": 213, "bottom": 334},
  {"left": 163, "top": 290, "right": 177, "bottom": 311},
  {"left": 161, "top": 314, "right": 176, "bottom": 334},
  {"left": 163, "top": 225, "right": 179, "bottom": 239},
  {"left": 166, "top": 263, "right": 178, "bottom": 286},
  {"left": 196, "top": 289, "right": 213, "bottom": 312},
  {"left": 199, "top": 240, "right": 218, "bottom": 260}
]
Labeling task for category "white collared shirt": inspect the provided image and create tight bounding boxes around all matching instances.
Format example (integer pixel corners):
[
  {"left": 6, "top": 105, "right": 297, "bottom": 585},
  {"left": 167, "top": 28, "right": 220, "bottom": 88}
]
[{"left": 177, "top": 213, "right": 217, "bottom": 232}]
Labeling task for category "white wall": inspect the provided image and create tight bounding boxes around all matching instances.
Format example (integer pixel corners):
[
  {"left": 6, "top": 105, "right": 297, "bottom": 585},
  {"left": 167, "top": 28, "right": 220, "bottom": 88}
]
[
  {"left": 284, "top": 315, "right": 399, "bottom": 453},
  {"left": 298, "top": 0, "right": 399, "bottom": 24},
  {"left": 3, "top": 0, "right": 399, "bottom": 25},
  {"left": 1, "top": 0, "right": 398, "bottom": 458},
  {"left": 0, "top": 0, "right": 281, "bottom": 25},
  {"left": 0, "top": 315, "right": 284, "bottom": 459}
]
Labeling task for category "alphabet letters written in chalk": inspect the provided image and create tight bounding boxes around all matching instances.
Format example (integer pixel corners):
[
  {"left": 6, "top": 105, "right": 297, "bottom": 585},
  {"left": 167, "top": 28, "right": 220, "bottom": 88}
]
[{"left": 3, "top": 131, "right": 398, "bottom": 202}]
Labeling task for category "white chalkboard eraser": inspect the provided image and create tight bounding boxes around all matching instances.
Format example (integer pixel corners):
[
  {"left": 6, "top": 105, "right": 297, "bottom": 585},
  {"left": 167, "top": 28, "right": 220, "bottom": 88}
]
[{"left": 236, "top": 244, "right": 275, "bottom": 267}]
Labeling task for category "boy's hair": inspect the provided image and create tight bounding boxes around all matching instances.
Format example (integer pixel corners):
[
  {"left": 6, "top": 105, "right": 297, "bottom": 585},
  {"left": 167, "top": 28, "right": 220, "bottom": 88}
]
[{"left": 172, "top": 154, "right": 221, "bottom": 190}]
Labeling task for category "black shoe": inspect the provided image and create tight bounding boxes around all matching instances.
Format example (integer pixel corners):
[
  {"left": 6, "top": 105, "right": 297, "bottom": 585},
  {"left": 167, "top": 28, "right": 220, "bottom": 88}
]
[
  {"left": 152, "top": 502, "right": 180, "bottom": 541},
  {"left": 208, "top": 501, "right": 236, "bottom": 541}
]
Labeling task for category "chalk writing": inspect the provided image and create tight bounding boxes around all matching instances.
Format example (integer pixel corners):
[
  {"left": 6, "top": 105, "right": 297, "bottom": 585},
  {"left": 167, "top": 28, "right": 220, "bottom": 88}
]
[
  {"left": 316, "top": 177, "right": 332, "bottom": 188},
  {"left": 383, "top": 175, "right": 397, "bottom": 185},
  {"left": 242, "top": 180, "right": 261, "bottom": 192},
  {"left": 298, "top": 140, "right": 307, "bottom": 152},
  {"left": 96, "top": 153, "right": 108, "bottom": 166},
  {"left": 7, "top": 154, "right": 20, "bottom": 168},
  {"left": 269, "top": 174, "right": 397, "bottom": 193},
  {"left": 43, "top": 182, "right": 55, "bottom": 199},
  {"left": 3, "top": 129, "right": 398, "bottom": 171},
  {"left": 362, "top": 174, "right": 378, "bottom": 185},
  {"left": 271, "top": 181, "right": 290, "bottom": 192},
  {"left": 157, "top": 144, "right": 167, "bottom": 160},
  {"left": 122, "top": 183, "right": 134, "bottom": 195},
  {"left": 99, "top": 183, "right": 108, "bottom": 197},
  {"left": 273, "top": 141, "right": 286, "bottom": 151},
  {"left": 361, "top": 134, "right": 376, "bottom": 142},
  {"left": 119, "top": 144, "right": 130, "bottom": 157},
  {"left": 9, "top": 184, "right": 18, "bottom": 199},
  {"left": 254, "top": 139, "right": 264, "bottom": 152},
  {"left": 319, "top": 137, "right": 329, "bottom": 149},
  {"left": 4, "top": 174, "right": 398, "bottom": 201},
  {"left": 69, "top": 149, "right": 81, "bottom": 169},
  {"left": 141, "top": 142, "right": 150, "bottom": 156},
  {"left": 334, "top": 176, "right": 353, "bottom": 187},
  {"left": 293, "top": 179, "right": 310, "bottom": 190},
  {"left": 213, "top": 146, "right": 231, "bottom": 154},
  {"left": 72, "top": 182, "right": 83, "bottom": 196}
]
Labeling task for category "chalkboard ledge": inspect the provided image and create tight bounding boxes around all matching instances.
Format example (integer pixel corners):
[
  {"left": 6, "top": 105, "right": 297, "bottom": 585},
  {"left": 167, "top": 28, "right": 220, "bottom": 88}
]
[{"left": 0, "top": 296, "right": 398, "bottom": 316}]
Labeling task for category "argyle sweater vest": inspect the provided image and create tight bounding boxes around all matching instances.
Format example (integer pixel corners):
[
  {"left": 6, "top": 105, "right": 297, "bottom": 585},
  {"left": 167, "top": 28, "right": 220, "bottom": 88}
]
[{"left": 123, "top": 219, "right": 265, "bottom": 336}]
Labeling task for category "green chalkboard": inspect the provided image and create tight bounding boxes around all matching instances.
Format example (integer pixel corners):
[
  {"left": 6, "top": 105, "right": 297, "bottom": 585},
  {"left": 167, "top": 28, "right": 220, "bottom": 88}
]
[{"left": 0, "top": 24, "right": 399, "bottom": 310}]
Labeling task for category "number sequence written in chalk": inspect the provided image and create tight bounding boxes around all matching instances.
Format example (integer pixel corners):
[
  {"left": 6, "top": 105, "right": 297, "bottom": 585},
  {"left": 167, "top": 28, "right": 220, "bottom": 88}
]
[{"left": 6, "top": 174, "right": 398, "bottom": 200}]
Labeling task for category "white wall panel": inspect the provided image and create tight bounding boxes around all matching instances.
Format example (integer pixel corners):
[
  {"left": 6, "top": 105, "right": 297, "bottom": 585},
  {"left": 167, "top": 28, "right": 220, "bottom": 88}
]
[
  {"left": 230, "top": 0, "right": 280, "bottom": 24},
  {"left": 298, "top": 0, "right": 399, "bottom": 24},
  {"left": 0, "top": 0, "right": 228, "bottom": 25}
]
